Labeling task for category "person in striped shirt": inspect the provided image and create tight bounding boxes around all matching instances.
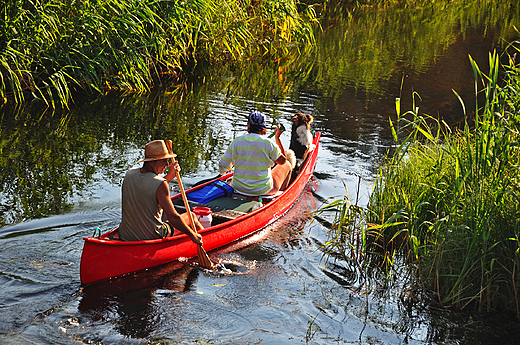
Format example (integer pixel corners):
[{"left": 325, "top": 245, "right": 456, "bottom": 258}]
[{"left": 219, "top": 111, "right": 296, "bottom": 197}]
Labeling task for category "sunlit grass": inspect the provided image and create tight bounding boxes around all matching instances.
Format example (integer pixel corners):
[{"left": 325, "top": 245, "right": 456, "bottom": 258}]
[
  {"left": 0, "top": 0, "right": 317, "bottom": 108},
  {"left": 317, "top": 38, "right": 520, "bottom": 315}
]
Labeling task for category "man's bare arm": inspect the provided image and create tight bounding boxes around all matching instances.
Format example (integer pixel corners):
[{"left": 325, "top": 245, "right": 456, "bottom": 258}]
[{"left": 156, "top": 181, "right": 203, "bottom": 245}]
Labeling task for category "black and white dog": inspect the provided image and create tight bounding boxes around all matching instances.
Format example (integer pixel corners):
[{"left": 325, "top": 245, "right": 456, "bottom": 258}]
[{"left": 289, "top": 112, "right": 315, "bottom": 167}]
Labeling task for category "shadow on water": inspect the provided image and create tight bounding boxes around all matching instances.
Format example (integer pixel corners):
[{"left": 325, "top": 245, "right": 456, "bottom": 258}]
[{"left": 78, "top": 262, "right": 197, "bottom": 339}]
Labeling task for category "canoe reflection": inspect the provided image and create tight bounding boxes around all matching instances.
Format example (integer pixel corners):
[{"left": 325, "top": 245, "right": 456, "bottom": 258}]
[{"left": 78, "top": 261, "right": 198, "bottom": 338}]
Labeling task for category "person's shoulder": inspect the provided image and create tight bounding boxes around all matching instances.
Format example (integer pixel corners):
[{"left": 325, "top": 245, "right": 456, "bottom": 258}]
[
  {"left": 237, "top": 132, "right": 255, "bottom": 140},
  {"left": 153, "top": 174, "right": 166, "bottom": 183},
  {"left": 143, "top": 172, "right": 166, "bottom": 189},
  {"left": 254, "top": 135, "right": 277, "bottom": 149},
  {"left": 231, "top": 133, "right": 258, "bottom": 145},
  {"left": 246, "top": 133, "right": 271, "bottom": 142},
  {"left": 229, "top": 133, "right": 248, "bottom": 143},
  {"left": 125, "top": 167, "right": 140, "bottom": 177},
  {"left": 234, "top": 133, "right": 273, "bottom": 147}
]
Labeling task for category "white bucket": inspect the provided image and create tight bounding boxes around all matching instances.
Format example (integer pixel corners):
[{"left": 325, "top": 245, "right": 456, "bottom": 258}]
[{"left": 192, "top": 207, "right": 212, "bottom": 228}]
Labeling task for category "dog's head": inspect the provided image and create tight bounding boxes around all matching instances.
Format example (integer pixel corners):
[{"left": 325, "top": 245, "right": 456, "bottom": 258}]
[{"left": 291, "top": 112, "right": 314, "bottom": 129}]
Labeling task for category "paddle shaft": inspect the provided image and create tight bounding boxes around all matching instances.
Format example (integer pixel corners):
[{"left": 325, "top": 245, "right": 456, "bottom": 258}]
[
  {"left": 165, "top": 140, "right": 214, "bottom": 269},
  {"left": 174, "top": 170, "right": 196, "bottom": 229},
  {"left": 164, "top": 142, "right": 192, "bottom": 224}
]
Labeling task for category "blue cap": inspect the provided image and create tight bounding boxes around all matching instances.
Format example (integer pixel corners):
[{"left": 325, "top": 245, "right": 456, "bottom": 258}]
[{"left": 248, "top": 111, "right": 267, "bottom": 132}]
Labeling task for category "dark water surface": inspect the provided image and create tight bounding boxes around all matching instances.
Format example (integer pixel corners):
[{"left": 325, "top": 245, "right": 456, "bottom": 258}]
[{"left": 1, "top": 2, "right": 519, "bottom": 344}]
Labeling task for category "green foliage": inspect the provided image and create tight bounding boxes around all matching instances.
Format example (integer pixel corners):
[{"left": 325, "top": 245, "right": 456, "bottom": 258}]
[
  {"left": 316, "top": 36, "right": 520, "bottom": 314},
  {"left": 0, "top": 0, "right": 317, "bottom": 108},
  {"left": 367, "top": 48, "right": 520, "bottom": 313}
]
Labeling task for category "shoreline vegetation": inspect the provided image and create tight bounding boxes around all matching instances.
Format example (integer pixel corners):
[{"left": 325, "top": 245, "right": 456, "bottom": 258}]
[
  {"left": 0, "top": 0, "right": 317, "bottom": 108},
  {"left": 1, "top": 0, "right": 517, "bottom": 110},
  {"left": 317, "top": 42, "right": 520, "bottom": 315}
]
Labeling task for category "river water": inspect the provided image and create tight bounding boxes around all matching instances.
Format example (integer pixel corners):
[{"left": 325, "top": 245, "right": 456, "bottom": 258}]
[{"left": 1, "top": 2, "right": 519, "bottom": 344}]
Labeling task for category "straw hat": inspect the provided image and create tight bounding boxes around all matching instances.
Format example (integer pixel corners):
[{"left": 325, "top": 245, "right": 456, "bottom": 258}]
[{"left": 138, "top": 140, "right": 177, "bottom": 162}]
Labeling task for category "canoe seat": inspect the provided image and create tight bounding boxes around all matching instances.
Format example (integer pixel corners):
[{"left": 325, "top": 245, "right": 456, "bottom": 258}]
[
  {"left": 231, "top": 191, "right": 281, "bottom": 203},
  {"left": 206, "top": 196, "right": 257, "bottom": 213},
  {"left": 173, "top": 196, "right": 257, "bottom": 222}
]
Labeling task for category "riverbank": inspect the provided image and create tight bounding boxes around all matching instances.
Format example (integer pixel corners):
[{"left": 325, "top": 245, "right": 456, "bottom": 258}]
[
  {"left": 318, "top": 46, "right": 520, "bottom": 316},
  {"left": 0, "top": 0, "right": 317, "bottom": 108}
]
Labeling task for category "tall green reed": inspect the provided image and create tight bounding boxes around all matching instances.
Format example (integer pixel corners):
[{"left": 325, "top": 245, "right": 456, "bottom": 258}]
[
  {"left": 318, "top": 44, "right": 520, "bottom": 314},
  {"left": 371, "top": 48, "right": 520, "bottom": 313},
  {"left": 0, "top": 0, "right": 317, "bottom": 109}
]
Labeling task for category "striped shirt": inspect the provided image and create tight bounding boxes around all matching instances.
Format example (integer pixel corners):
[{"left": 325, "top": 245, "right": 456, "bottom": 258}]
[{"left": 219, "top": 133, "right": 281, "bottom": 196}]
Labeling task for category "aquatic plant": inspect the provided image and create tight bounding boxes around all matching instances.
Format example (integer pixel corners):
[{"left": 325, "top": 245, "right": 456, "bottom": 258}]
[
  {"left": 376, "top": 45, "right": 520, "bottom": 313},
  {"left": 0, "top": 0, "right": 317, "bottom": 108},
  {"left": 318, "top": 40, "right": 520, "bottom": 315}
]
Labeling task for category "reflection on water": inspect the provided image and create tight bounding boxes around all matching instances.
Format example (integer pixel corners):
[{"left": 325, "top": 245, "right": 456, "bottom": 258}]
[
  {"left": 78, "top": 263, "right": 197, "bottom": 339},
  {"left": 1, "top": 1, "right": 519, "bottom": 343},
  {"left": 0, "top": 90, "right": 225, "bottom": 227}
]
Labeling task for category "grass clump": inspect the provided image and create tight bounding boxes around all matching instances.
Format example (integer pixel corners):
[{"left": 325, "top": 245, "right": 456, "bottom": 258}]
[
  {"left": 0, "top": 0, "right": 317, "bottom": 108},
  {"left": 319, "top": 40, "right": 520, "bottom": 315},
  {"left": 373, "top": 47, "right": 520, "bottom": 313}
]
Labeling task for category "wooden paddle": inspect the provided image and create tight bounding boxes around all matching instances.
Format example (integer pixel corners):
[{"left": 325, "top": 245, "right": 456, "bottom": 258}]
[{"left": 165, "top": 140, "right": 215, "bottom": 270}]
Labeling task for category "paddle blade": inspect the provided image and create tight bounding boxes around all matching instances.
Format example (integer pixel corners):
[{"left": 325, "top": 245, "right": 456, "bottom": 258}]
[{"left": 197, "top": 245, "right": 215, "bottom": 270}]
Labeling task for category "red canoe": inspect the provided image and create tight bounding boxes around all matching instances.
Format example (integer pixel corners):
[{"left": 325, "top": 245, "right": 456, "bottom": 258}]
[{"left": 80, "top": 132, "right": 321, "bottom": 285}]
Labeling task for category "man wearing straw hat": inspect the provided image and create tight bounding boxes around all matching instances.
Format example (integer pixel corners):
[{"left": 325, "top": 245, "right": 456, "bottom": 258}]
[{"left": 118, "top": 140, "right": 204, "bottom": 243}]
